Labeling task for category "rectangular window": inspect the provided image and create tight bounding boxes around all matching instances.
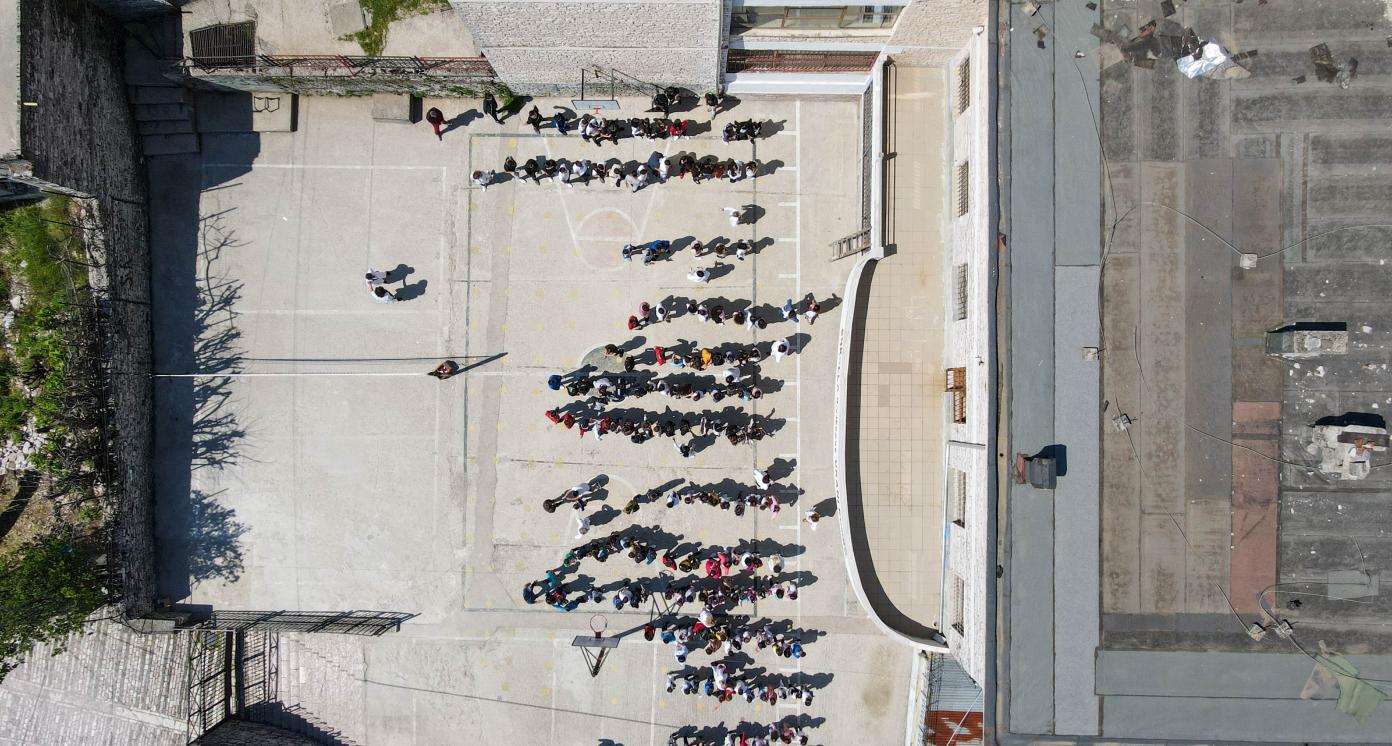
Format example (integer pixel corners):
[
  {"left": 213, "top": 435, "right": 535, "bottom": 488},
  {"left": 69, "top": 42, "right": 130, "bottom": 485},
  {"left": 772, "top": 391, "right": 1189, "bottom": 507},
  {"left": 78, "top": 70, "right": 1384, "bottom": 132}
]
[
  {"left": 730, "top": 5, "right": 902, "bottom": 31},
  {"left": 946, "top": 367, "right": 966, "bottom": 424},
  {"left": 951, "top": 576, "right": 966, "bottom": 634},
  {"left": 956, "top": 58, "right": 971, "bottom": 114},
  {"left": 953, "top": 263, "right": 968, "bottom": 321},
  {"left": 948, "top": 468, "right": 967, "bottom": 526},
  {"left": 956, "top": 161, "right": 969, "bottom": 217}
]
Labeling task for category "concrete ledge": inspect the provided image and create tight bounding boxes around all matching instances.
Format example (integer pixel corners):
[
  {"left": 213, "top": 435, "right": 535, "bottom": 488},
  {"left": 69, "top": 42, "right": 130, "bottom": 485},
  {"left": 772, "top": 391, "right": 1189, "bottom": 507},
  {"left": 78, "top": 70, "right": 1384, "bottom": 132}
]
[
  {"left": 723, "top": 72, "right": 870, "bottom": 95},
  {"left": 831, "top": 251, "right": 950, "bottom": 654}
]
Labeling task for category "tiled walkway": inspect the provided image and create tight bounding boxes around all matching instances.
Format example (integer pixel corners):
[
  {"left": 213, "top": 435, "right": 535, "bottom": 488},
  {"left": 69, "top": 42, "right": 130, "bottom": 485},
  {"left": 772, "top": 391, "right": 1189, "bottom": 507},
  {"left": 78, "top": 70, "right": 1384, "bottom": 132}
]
[{"left": 846, "top": 65, "right": 947, "bottom": 637}]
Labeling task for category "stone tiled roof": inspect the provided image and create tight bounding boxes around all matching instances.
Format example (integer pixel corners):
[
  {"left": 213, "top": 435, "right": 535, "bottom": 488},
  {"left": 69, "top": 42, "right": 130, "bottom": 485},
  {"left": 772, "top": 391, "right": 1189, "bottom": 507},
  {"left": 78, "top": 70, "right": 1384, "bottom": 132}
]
[{"left": 0, "top": 622, "right": 188, "bottom": 746}]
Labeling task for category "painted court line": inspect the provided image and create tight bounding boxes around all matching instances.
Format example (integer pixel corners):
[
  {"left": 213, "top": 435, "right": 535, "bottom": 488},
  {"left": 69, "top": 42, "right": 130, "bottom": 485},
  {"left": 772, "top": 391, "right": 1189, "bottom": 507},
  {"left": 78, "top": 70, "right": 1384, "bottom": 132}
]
[
  {"left": 205, "top": 163, "right": 444, "bottom": 171},
  {"left": 777, "top": 201, "right": 799, "bottom": 207},
  {"left": 777, "top": 273, "right": 798, "bottom": 279},
  {"left": 777, "top": 237, "right": 797, "bottom": 243}
]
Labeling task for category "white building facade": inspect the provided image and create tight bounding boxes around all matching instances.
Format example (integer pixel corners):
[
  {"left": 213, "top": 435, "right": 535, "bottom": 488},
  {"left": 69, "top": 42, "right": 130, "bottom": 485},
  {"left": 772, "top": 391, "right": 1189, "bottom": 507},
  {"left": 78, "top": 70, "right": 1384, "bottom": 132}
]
[{"left": 940, "top": 29, "right": 991, "bottom": 687}]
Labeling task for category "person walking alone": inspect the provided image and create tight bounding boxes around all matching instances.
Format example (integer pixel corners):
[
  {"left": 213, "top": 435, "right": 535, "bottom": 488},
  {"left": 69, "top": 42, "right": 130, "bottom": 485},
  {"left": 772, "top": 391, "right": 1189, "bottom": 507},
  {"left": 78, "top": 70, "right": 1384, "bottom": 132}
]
[
  {"left": 526, "top": 105, "right": 543, "bottom": 134},
  {"left": 482, "top": 91, "right": 502, "bottom": 124},
  {"left": 425, "top": 107, "right": 446, "bottom": 140}
]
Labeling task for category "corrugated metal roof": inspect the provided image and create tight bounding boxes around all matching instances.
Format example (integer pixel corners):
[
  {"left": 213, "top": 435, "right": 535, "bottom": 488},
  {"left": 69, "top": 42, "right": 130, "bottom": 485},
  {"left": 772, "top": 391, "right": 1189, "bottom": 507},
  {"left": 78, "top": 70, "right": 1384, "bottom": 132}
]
[{"left": 933, "top": 654, "right": 984, "bottom": 712}]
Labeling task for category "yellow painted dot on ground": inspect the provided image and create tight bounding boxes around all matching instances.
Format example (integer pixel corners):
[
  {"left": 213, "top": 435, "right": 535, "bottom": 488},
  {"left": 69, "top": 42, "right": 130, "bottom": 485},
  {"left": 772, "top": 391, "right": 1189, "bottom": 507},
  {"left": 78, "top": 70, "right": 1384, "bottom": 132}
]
[
  {"left": 695, "top": 701, "right": 705, "bottom": 711},
  {"left": 507, "top": 138, "right": 518, "bottom": 147},
  {"left": 535, "top": 286, "right": 546, "bottom": 297},
  {"left": 541, "top": 687, "right": 551, "bottom": 697},
  {"left": 563, "top": 357, "right": 575, "bottom": 367},
  {"left": 569, "top": 287, "right": 578, "bottom": 298},
  {"left": 565, "top": 319, "right": 576, "bottom": 329},
  {"left": 754, "top": 704, "right": 764, "bottom": 713},
  {"left": 501, "top": 682, "right": 511, "bottom": 692},
  {"left": 657, "top": 700, "right": 666, "bottom": 708},
  {"left": 610, "top": 697, "right": 619, "bottom": 705},
  {"left": 543, "top": 211, "right": 554, "bottom": 220},
  {"left": 506, "top": 206, "right": 515, "bottom": 216}
]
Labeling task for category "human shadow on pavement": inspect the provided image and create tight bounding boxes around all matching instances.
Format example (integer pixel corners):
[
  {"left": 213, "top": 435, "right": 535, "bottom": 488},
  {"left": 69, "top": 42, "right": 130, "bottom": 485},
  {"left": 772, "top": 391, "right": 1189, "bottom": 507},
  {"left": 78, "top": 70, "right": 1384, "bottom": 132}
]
[{"left": 395, "top": 279, "right": 429, "bottom": 301}]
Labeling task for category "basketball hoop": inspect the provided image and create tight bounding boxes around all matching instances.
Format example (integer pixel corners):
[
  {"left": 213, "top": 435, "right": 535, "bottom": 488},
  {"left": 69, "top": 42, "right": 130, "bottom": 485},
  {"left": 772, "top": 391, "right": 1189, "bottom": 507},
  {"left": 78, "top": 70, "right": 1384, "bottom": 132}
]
[{"left": 572, "top": 614, "right": 618, "bottom": 677}]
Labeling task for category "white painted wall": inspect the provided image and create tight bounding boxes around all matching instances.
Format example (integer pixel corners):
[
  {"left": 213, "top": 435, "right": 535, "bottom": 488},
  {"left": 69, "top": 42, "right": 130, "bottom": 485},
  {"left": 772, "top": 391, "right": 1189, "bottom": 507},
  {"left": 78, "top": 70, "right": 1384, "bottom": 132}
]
[{"left": 939, "top": 30, "right": 990, "bottom": 687}]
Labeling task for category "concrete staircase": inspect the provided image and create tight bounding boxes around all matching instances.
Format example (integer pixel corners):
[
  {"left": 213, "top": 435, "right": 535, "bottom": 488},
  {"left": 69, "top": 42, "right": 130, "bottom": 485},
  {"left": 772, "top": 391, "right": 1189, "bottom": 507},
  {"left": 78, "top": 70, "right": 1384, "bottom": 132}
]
[{"left": 123, "top": 20, "right": 199, "bottom": 157}]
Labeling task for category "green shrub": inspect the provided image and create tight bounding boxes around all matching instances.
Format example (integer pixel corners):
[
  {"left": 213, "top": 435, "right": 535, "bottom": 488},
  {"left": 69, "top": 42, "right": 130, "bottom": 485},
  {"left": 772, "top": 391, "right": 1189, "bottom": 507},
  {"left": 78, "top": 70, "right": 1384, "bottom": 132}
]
[
  {"left": 343, "top": 0, "right": 452, "bottom": 56},
  {"left": 0, "top": 528, "right": 106, "bottom": 682}
]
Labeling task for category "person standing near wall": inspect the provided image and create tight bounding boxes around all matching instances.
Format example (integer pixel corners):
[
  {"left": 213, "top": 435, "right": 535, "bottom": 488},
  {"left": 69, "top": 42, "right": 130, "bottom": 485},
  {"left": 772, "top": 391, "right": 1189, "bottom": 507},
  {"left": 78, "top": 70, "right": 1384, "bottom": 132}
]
[{"left": 483, "top": 91, "right": 502, "bottom": 124}]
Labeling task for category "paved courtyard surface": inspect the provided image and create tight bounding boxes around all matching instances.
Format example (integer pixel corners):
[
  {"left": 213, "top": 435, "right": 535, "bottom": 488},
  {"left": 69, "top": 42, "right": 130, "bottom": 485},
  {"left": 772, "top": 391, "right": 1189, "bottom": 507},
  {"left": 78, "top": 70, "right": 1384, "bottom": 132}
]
[{"left": 148, "top": 92, "right": 910, "bottom": 744}]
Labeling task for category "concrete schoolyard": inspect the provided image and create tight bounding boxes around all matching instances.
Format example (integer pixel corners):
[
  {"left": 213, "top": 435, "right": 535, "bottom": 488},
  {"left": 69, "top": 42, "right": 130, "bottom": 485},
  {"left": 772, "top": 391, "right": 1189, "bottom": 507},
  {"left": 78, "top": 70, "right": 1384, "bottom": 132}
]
[{"left": 148, "top": 92, "right": 911, "bottom": 744}]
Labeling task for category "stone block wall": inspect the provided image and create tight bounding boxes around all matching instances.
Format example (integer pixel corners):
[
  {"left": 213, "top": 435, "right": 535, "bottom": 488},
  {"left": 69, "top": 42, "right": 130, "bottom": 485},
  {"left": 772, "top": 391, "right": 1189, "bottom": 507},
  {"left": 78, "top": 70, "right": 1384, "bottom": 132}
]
[
  {"left": 20, "top": 0, "right": 156, "bottom": 615},
  {"left": 450, "top": 0, "right": 721, "bottom": 93},
  {"left": 889, "top": 0, "right": 986, "bottom": 68}
]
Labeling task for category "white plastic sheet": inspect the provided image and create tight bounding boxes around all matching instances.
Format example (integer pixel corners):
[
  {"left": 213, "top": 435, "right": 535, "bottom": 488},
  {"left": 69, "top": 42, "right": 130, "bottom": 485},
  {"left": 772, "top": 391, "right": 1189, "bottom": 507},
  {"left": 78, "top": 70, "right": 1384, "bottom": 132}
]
[{"left": 1176, "top": 39, "right": 1251, "bottom": 80}]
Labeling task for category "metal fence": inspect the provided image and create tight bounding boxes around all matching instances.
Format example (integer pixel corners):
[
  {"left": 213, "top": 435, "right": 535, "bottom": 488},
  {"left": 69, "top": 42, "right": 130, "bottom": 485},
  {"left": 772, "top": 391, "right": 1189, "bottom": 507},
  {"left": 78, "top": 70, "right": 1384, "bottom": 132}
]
[
  {"left": 185, "top": 630, "right": 232, "bottom": 742},
  {"left": 184, "top": 54, "right": 496, "bottom": 78},
  {"left": 204, "top": 610, "right": 415, "bottom": 636}
]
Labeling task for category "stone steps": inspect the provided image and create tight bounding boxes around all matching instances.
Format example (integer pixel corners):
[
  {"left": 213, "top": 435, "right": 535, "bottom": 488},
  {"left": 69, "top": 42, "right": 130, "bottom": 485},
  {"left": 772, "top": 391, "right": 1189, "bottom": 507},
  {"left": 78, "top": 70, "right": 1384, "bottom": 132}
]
[
  {"left": 132, "top": 102, "right": 193, "bottom": 122},
  {"left": 123, "top": 27, "right": 199, "bottom": 157},
  {"left": 137, "top": 118, "right": 194, "bottom": 136},
  {"left": 140, "top": 133, "right": 199, "bottom": 156},
  {"left": 127, "top": 84, "right": 185, "bottom": 105}
]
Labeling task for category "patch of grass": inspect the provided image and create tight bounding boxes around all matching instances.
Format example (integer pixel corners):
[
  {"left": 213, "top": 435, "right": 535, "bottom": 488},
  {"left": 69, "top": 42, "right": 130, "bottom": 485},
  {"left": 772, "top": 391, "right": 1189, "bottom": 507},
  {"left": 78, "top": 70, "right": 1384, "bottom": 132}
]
[
  {"left": 0, "top": 198, "right": 99, "bottom": 477},
  {"left": 344, "top": 0, "right": 452, "bottom": 56}
]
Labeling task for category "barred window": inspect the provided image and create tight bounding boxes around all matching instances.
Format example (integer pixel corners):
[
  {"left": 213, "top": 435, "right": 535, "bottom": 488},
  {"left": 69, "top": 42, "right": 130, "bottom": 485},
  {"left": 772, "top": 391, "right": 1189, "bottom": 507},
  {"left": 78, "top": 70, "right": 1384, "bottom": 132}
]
[
  {"left": 948, "top": 468, "right": 967, "bottom": 526},
  {"left": 956, "top": 58, "right": 970, "bottom": 114},
  {"left": 956, "top": 161, "right": 969, "bottom": 217},
  {"left": 947, "top": 367, "right": 966, "bottom": 424},
  {"left": 951, "top": 576, "right": 966, "bottom": 634},
  {"left": 953, "top": 263, "right": 968, "bottom": 321}
]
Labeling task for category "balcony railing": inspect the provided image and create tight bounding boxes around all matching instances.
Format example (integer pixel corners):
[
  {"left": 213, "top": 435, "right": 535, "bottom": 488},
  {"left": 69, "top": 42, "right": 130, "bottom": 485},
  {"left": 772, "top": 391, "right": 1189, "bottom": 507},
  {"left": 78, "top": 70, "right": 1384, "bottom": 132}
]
[{"left": 727, "top": 50, "right": 879, "bottom": 74}]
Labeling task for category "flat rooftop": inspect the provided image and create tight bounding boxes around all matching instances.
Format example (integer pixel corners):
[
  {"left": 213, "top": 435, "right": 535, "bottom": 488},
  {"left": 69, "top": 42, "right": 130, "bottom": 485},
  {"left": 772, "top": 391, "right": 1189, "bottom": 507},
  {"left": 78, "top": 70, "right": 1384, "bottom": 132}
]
[
  {"left": 146, "top": 91, "right": 912, "bottom": 743},
  {"left": 1005, "top": 0, "right": 1392, "bottom": 742}
]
